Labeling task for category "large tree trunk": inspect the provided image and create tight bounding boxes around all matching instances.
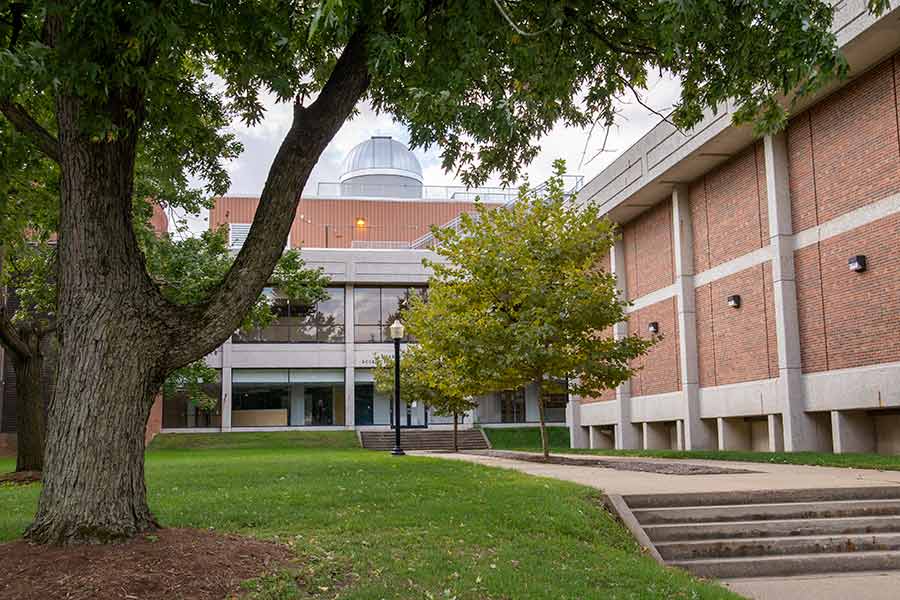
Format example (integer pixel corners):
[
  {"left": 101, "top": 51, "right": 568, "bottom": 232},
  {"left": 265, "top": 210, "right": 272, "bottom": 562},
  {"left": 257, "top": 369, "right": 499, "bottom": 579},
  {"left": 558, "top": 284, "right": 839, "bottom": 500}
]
[
  {"left": 24, "top": 26, "right": 371, "bottom": 544},
  {"left": 13, "top": 335, "right": 46, "bottom": 473},
  {"left": 26, "top": 333, "right": 161, "bottom": 543}
]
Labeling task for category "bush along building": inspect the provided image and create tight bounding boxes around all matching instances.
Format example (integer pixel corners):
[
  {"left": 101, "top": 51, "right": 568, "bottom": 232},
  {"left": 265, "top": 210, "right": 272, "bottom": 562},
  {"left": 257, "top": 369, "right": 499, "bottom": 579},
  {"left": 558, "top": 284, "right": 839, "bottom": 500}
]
[
  {"left": 157, "top": 137, "right": 573, "bottom": 435},
  {"left": 567, "top": 2, "right": 900, "bottom": 454}
]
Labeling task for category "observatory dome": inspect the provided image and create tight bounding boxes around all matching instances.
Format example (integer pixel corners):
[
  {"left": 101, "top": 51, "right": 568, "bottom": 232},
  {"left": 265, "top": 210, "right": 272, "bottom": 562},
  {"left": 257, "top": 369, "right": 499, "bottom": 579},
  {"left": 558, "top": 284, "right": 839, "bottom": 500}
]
[{"left": 339, "top": 136, "right": 423, "bottom": 198}]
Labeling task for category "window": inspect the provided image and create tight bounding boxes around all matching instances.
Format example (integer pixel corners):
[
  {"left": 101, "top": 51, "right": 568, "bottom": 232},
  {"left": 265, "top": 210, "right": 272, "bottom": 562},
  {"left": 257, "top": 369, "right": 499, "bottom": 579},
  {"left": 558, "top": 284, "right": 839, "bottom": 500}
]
[
  {"left": 500, "top": 388, "right": 527, "bottom": 423},
  {"left": 234, "top": 287, "right": 345, "bottom": 343},
  {"left": 354, "top": 286, "right": 427, "bottom": 343},
  {"left": 162, "top": 373, "right": 222, "bottom": 429},
  {"left": 542, "top": 379, "right": 568, "bottom": 423},
  {"left": 229, "top": 223, "right": 251, "bottom": 250},
  {"left": 231, "top": 369, "right": 345, "bottom": 427}
]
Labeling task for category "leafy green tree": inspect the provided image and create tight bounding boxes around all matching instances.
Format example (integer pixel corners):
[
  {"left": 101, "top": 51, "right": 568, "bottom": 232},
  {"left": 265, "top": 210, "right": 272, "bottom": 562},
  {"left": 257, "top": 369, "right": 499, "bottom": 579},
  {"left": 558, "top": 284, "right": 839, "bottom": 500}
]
[
  {"left": 405, "top": 162, "right": 653, "bottom": 457},
  {"left": 0, "top": 0, "right": 886, "bottom": 543},
  {"left": 0, "top": 105, "right": 58, "bottom": 472},
  {"left": 373, "top": 344, "right": 477, "bottom": 452}
]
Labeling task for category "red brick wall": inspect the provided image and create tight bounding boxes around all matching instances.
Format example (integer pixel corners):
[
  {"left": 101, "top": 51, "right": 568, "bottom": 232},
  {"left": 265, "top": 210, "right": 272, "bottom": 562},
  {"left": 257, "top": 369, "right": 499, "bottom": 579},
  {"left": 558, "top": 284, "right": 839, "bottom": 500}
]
[
  {"left": 795, "top": 212, "right": 900, "bottom": 373},
  {"left": 791, "top": 53, "right": 900, "bottom": 373},
  {"left": 622, "top": 201, "right": 674, "bottom": 300},
  {"left": 689, "top": 143, "right": 769, "bottom": 272},
  {"left": 695, "top": 265, "right": 778, "bottom": 387},
  {"left": 210, "top": 196, "right": 482, "bottom": 249},
  {"left": 788, "top": 56, "right": 900, "bottom": 231},
  {"left": 627, "top": 298, "right": 681, "bottom": 396}
]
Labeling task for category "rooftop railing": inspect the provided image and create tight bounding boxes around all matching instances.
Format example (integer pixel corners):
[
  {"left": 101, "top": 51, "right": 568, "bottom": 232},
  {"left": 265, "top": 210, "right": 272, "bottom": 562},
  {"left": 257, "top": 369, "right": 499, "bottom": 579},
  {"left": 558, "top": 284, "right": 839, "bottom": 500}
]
[{"left": 409, "top": 174, "right": 584, "bottom": 249}]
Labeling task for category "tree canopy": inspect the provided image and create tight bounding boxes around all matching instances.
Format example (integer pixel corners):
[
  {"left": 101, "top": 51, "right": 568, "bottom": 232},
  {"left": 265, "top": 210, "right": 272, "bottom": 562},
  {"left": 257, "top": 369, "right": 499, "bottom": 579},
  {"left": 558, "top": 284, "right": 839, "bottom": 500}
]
[
  {"left": 404, "top": 162, "right": 654, "bottom": 456},
  {"left": 0, "top": 0, "right": 889, "bottom": 544}
]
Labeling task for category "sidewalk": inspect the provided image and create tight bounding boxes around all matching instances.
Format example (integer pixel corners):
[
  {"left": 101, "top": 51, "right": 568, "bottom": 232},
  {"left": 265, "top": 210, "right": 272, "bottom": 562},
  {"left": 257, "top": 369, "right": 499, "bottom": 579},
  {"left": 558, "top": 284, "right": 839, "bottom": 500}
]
[
  {"left": 430, "top": 450, "right": 900, "bottom": 495},
  {"left": 424, "top": 450, "right": 900, "bottom": 600}
]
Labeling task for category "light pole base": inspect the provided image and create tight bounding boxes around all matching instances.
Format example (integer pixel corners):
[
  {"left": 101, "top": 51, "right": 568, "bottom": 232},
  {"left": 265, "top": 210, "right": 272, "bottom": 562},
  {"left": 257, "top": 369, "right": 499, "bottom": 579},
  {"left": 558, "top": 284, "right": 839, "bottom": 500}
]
[{"left": 391, "top": 447, "right": 406, "bottom": 456}]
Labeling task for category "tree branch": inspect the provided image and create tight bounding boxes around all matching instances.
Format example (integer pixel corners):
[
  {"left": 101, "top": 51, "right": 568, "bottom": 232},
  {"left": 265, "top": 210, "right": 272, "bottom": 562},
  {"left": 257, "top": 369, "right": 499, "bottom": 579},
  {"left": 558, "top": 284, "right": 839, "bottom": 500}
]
[
  {"left": 159, "top": 27, "right": 372, "bottom": 370},
  {"left": 0, "top": 101, "right": 60, "bottom": 163},
  {"left": 0, "top": 309, "right": 31, "bottom": 361}
]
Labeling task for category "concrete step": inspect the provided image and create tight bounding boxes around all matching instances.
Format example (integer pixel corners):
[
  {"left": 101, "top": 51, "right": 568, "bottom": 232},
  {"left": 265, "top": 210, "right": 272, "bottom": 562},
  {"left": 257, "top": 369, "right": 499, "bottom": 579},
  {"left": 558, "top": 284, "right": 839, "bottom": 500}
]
[
  {"left": 360, "top": 429, "right": 489, "bottom": 451},
  {"left": 625, "top": 487, "right": 900, "bottom": 509},
  {"left": 633, "top": 499, "right": 900, "bottom": 525},
  {"left": 670, "top": 549, "right": 900, "bottom": 579},
  {"left": 656, "top": 532, "right": 900, "bottom": 560},
  {"left": 644, "top": 515, "right": 900, "bottom": 542}
]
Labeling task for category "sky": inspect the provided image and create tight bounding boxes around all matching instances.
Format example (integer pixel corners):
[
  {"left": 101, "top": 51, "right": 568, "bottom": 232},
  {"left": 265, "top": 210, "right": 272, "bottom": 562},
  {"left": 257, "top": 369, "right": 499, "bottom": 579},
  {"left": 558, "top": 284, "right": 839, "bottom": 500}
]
[{"left": 177, "top": 73, "right": 682, "bottom": 234}]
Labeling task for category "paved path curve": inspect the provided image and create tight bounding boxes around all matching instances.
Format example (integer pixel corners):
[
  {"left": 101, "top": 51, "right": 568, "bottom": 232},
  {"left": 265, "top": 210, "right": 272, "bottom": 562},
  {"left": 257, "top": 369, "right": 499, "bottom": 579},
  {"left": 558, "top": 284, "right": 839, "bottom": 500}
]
[{"left": 422, "top": 450, "right": 900, "bottom": 600}]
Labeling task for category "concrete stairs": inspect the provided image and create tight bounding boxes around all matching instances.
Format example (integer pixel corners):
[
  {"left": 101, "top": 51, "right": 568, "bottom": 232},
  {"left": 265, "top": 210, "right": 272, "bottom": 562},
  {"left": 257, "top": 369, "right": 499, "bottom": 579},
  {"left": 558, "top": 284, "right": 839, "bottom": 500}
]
[
  {"left": 619, "top": 487, "right": 900, "bottom": 578},
  {"left": 359, "top": 428, "right": 490, "bottom": 451}
]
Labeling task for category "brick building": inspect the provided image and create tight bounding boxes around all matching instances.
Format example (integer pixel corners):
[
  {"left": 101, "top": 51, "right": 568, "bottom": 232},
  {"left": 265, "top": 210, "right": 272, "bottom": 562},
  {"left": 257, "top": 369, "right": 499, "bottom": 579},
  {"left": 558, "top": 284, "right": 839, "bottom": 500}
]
[{"left": 568, "top": 2, "right": 900, "bottom": 454}]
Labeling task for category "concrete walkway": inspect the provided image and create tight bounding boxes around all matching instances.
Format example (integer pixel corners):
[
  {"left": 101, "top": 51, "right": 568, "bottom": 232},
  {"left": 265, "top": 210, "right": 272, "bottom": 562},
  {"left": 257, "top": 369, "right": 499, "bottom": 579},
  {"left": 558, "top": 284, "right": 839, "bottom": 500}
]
[
  {"left": 423, "top": 450, "right": 900, "bottom": 599},
  {"left": 430, "top": 450, "right": 900, "bottom": 495}
]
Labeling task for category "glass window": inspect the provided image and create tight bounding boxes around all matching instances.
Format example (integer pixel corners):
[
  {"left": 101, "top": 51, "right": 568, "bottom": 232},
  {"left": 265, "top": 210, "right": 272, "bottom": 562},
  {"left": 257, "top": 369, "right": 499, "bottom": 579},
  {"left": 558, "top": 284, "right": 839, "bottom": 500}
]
[
  {"left": 543, "top": 379, "right": 568, "bottom": 423},
  {"left": 500, "top": 388, "right": 526, "bottom": 423},
  {"left": 234, "top": 287, "right": 345, "bottom": 344},
  {"left": 162, "top": 373, "right": 222, "bottom": 429},
  {"left": 231, "top": 369, "right": 345, "bottom": 427},
  {"left": 353, "top": 286, "right": 426, "bottom": 343}
]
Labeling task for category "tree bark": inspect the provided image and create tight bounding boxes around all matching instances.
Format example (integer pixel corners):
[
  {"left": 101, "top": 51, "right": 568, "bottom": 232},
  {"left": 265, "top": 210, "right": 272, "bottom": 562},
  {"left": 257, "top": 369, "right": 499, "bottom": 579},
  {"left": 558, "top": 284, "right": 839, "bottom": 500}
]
[
  {"left": 536, "top": 378, "right": 549, "bottom": 458},
  {"left": 22, "top": 24, "right": 371, "bottom": 544},
  {"left": 12, "top": 333, "right": 46, "bottom": 472},
  {"left": 452, "top": 412, "right": 458, "bottom": 453}
]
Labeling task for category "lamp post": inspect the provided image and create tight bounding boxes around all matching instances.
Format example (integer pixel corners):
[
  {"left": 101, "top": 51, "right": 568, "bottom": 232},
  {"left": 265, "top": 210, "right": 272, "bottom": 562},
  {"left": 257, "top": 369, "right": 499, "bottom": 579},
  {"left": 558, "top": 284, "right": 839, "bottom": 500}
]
[{"left": 389, "top": 319, "right": 405, "bottom": 456}]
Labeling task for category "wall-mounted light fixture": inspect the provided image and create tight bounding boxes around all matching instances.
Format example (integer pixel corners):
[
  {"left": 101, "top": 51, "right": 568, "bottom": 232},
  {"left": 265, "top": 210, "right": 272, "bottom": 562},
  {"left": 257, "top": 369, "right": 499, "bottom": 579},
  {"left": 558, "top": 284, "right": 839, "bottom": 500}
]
[
  {"left": 355, "top": 217, "right": 367, "bottom": 228},
  {"left": 647, "top": 321, "right": 659, "bottom": 334},
  {"left": 848, "top": 255, "right": 867, "bottom": 273},
  {"left": 727, "top": 295, "right": 741, "bottom": 309}
]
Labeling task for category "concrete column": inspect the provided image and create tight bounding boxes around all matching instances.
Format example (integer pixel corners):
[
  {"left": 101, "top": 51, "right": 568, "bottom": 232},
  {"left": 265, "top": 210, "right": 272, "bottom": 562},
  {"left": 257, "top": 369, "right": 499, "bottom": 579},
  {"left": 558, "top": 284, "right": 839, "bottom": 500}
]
[
  {"left": 611, "top": 237, "right": 641, "bottom": 449},
  {"left": 675, "top": 420, "right": 685, "bottom": 450},
  {"left": 831, "top": 411, "right": 876, "bottom": 454},
  {"left": 221, "top": 338, "right": 233, "bottom": 431},
  {"left": 765, "top": 132, "right": 814, "bottom": 451},
  {"left": 767, "top": 414, "right": 785, "bottom": 452},
  {"left": 567, "top": 396, "right": 590, "bottom": 448},
  {"left": 672, "top": 184, "right": 715, "bottom": 449},
  {"left": 344, "top": 283, "right": 355, "bottom": 429}
]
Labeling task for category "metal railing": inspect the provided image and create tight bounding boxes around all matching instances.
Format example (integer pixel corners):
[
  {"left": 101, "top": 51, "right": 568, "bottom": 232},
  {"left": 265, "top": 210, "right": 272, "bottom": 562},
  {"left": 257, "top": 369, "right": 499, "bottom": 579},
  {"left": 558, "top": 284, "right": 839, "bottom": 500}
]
[
  {"left": 410, "top": 174, "right": 584, "bottom": 249},
  {"left": 315, "top": 181, "right": 517, "bottom": 203}
]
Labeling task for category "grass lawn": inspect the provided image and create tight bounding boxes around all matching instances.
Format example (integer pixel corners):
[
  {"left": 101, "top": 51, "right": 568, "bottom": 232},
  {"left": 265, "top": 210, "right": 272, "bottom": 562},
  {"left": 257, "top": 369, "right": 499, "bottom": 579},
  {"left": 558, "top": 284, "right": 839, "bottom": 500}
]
[
  {"left": 0, "top": 431, "right": 738, "bottom": 599},
  {"left": 484, "top": 427, "right": 900, "bottom": 471}
]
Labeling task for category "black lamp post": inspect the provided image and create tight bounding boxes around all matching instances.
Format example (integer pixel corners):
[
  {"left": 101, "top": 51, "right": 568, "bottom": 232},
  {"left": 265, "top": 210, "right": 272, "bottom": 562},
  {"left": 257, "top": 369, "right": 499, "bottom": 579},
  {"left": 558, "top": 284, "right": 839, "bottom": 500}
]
[{"left": 389, "top": 319, "right": 405, "bottom": 456}]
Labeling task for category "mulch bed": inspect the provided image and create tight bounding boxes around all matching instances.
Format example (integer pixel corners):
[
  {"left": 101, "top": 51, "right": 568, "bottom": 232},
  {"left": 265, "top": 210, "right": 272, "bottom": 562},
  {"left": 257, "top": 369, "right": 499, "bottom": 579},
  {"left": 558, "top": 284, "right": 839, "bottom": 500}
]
[
  {"left": 0, "top": 471, "right": 41, "bottom": 486},
  {"left": 0, "top": 528, "right": 295, "bottom": 600},
  {"left": 478, "top": 450, "right": 757, "bottom": 475}
]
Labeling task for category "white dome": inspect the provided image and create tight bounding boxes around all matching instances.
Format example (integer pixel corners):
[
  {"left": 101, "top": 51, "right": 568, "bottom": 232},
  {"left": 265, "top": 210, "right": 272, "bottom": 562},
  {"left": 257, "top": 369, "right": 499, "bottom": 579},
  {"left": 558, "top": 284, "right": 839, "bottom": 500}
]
[{"left": 339, "top": 136, "right": 423, "bottom": 183}]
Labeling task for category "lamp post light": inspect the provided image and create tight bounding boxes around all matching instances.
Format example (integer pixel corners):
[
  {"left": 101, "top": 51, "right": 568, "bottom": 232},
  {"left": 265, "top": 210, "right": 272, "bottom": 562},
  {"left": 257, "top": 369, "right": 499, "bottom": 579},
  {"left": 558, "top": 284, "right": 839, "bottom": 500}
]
[{"left": 389, "top": 319, "right": 406, "bottom": 456}]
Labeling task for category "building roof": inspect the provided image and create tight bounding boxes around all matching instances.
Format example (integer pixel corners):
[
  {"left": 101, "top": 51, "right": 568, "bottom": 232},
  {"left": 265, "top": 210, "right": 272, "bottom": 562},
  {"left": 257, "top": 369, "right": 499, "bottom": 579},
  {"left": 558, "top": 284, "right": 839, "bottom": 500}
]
[{"left": 340, "top": 136, "right": 423, "bottom": 183}]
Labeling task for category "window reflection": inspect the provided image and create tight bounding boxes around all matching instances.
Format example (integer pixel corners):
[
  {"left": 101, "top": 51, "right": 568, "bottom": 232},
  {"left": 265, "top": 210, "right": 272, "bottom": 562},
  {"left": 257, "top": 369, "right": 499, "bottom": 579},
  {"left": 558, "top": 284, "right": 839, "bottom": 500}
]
[
  {"left": 353, "top": 286, "right": 426, "bottom": 343},
  {"left": 233, "top": 287, "right": 345, "bottom": 343}
]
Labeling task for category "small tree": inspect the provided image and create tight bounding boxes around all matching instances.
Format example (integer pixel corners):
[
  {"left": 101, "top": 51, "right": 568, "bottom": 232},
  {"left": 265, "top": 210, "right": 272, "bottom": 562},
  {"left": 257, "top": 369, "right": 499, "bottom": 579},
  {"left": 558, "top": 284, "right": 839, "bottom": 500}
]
[
  {"left": 373, "top": 345, "right": 477, "bottom": 452},
  {"left": 406, "top": 162, "right": 654, "bottom": 458}
]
